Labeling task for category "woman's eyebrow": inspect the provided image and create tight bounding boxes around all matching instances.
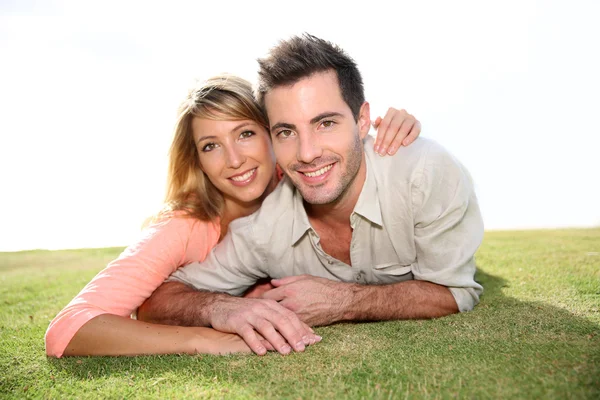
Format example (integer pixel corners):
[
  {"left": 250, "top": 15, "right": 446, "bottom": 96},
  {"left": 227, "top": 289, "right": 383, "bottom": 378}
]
[
  {"left": 230, "top": 122, "right": 253, "bottom": 133},
  {"left": 196, "top": 135, "right": 216, "bottom": 144},
  {"left": 196, "top": 122, "right": 256, "bottom": 144}
]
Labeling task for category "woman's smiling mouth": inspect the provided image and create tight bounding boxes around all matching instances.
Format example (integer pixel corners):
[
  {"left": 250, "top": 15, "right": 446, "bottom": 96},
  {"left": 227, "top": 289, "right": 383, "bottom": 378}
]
[{"left": 229, "top": 168, "right": 257, "bottom": 185}]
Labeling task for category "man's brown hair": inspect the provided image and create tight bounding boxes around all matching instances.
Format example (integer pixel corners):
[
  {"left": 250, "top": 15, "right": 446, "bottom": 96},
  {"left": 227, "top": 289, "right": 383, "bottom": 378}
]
[{"left": 256, "top": 33, "right": 365, "bottom": 122}]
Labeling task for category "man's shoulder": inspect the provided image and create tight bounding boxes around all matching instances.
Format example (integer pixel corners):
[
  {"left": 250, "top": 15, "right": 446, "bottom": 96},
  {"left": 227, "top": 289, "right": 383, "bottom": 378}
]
[
  {"left": 365, "top": 135, "right": 472, "bottom": 205},
  {"left": 365, "top": 135, "right": 445, "bottom": 182}
]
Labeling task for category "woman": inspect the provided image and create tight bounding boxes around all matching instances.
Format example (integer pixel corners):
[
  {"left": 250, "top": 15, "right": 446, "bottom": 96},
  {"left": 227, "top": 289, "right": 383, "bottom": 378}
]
[{"left": 45, "top": 74, "right": 421, "bottom": 357}]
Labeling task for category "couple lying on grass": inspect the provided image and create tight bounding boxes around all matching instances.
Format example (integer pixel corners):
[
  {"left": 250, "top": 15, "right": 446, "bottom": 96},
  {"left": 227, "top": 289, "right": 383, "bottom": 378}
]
[{"left": 46, "top": 34, "right": 483, "bottom": 358}]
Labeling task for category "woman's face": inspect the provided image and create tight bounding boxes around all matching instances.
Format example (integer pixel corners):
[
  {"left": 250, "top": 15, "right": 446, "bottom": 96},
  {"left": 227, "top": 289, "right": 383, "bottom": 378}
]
[{"left": 192, "top": 117, "right": 276, "bottom": 208}]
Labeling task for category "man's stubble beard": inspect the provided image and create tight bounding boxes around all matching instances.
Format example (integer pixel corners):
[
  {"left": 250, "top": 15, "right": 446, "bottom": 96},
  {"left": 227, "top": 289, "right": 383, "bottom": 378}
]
[{"left": 295, "top": 133, "right": 364, "bottom": 206}]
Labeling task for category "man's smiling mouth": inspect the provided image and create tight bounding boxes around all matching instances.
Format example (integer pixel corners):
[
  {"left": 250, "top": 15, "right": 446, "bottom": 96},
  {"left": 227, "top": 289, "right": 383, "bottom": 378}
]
[{"left": 301, "top": 164, "right": 334, "bottom": 177}]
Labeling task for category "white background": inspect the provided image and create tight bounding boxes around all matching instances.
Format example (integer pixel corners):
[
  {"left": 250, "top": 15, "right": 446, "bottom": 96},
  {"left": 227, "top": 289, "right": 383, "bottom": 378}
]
[{"left": 1, "top": 0, "right": 599, "bottom": 251}]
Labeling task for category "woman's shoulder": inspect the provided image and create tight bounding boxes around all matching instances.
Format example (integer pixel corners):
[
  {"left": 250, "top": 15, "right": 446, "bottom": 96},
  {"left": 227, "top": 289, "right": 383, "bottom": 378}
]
[{"left": 128, "top": 211, "right": 221, "bottom": 264}]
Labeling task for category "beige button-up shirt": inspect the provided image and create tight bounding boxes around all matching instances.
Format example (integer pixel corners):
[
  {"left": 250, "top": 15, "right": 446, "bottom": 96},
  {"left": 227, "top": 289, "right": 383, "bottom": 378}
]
[{"left": 170, "top": 136, "right": 484, "bottom": 312}]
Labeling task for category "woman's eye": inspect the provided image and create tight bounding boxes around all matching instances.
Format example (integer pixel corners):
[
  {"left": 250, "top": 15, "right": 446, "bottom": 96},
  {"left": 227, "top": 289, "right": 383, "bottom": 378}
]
[
  {"left": 239, "top": 130, "right": 255, "bottom": 139},
  {"left": 202, "top": 143, "right": 217, "bottom": 152}
]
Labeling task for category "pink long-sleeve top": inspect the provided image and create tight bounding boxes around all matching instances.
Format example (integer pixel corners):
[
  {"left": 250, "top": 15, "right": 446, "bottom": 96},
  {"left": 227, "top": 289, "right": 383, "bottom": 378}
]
[{"left": 44, "top": 215, "right": 221, "bottom": 357}]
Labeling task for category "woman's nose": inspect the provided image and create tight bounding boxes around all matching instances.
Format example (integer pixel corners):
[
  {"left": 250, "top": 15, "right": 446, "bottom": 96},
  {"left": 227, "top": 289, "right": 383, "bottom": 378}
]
[{"left": 226, "top": 145, "right": 246, "bottom": 169}]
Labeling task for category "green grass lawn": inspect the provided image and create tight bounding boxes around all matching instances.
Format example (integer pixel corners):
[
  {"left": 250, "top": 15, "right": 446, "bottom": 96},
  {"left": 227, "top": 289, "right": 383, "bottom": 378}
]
[{"left": 1, "top": 229, "right": 599, "bottom": 399}]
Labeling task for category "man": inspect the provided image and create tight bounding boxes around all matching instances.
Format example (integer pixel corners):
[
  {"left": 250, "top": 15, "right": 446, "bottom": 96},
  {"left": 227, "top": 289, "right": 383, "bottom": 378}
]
[{"left": 138, "top": 34, "right": 483, "bottom": 356}]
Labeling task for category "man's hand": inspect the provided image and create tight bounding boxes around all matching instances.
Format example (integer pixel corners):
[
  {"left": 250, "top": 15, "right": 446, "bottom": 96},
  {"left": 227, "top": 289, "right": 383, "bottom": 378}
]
[
  {"left": 261, "top": 275, "right": 354, "bottom": 326},
  {"left": 208, "top": 295, "right": 322, "bottom": 356}
]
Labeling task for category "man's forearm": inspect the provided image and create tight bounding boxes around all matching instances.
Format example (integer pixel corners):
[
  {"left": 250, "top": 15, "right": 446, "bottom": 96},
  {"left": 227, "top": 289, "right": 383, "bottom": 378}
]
[
  {"left": 137, "top": 281, "right": 227, "bottom": 327},
  {"left": 344, "top": 280, "right": 459, "bottom": 321},
  {"left": 264, "top": 275, "right": 459, "bottom": 326}
]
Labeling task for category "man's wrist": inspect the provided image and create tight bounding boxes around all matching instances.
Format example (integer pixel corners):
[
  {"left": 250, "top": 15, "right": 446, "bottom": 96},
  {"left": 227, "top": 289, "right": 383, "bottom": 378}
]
[
  {"left": 340, "top": 282, "right": 365, "bottom": 321},
  {"left": 205, "top": 292, "right": 238, "bottom": 328}
]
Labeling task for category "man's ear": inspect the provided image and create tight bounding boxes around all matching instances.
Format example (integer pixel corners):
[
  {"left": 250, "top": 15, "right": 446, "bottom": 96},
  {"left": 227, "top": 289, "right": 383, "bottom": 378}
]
[{"left": 357, "top": 101, "right": 371, "bottom": 139}]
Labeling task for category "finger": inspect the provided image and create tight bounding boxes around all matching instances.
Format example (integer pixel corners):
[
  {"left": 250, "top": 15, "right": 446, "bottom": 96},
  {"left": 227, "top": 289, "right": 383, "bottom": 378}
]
[
  {"left": 252, "top": 316, "right": 295, "bottom": 355},
  {"left": 261, "top": 339, "right": 275, "bottom": 352},
  {"left": 402, "top": 120, "right": 421, "bottom": 147},
  {"left": 237, "top": 324, "right": 269, "bottom": 356},
  {"left": 387, "top": 118, "right": 413, "bottom": 155},
  {"left": 266, "top": 298, "right": 315, "bottom": 344},
  {"left": 301, "top": 321, "right": 322, "bottom": 345},
  {"left": 373, "top": 111, "right": 392, "bottom": 154},
  {"left": 261, "top": 300, "right": 310, "bottom": 351},
  {"left": 371, "top": 116, "right": 382, "bottom": 129},
  {"left": 375, "top": 108, "right": 402, "bottom": 155},
  {"left": 271, "top": 275, "right": 308, "bottom": 287},
  {"left": 379, "top": 109, "right": 407, "bottom": 156},
  {"left": 254, "top": 332, "right": 276, "bottom": 352},
  {"left": 261, "top": 286, "right": 285, "bottom": 301}
]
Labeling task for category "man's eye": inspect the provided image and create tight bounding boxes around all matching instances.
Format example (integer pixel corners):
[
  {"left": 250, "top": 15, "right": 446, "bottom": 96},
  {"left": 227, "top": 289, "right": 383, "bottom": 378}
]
[
  {"left": 202, "top": 143, "right": 217, "bottom": 152},
  {"left": 278, "top": 130, "right": 295, "bottom": 138},
  {"left": 239, "top": 130, "right": 255, "bottom": 139},
  {"left": 321, "top": 120, "right": 335, "bottom": 128}
]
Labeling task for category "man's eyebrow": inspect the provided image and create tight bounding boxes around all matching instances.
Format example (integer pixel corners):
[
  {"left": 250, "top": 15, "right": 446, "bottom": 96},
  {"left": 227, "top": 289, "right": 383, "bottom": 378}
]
[
  {"left": 310, "top": 112, "right": 344, "bottom": 125},
  {"left": 270, "top": 112, "right": 344, "bottom": 132},
  {"left": 270, "top": 122, "right": 296, "bottom": 132}
]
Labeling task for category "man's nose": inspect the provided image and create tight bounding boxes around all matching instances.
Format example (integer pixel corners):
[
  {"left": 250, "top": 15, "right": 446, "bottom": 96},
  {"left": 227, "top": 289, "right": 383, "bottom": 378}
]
[
  {"left": 297, "top": 132, "right": 322, "bottom": 164},
  {"left": 226, "top": 145, "right": 246, "bottom": 169}
]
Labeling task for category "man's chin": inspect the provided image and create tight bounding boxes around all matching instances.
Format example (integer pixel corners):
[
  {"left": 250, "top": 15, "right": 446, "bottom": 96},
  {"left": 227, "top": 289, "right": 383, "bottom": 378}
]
[{"left": 297, "top": 187, "right": 340, "bottom": 205}]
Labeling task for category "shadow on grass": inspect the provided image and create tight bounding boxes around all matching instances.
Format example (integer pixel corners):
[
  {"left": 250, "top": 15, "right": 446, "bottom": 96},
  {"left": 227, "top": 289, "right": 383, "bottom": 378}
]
[{"left": 44, "top": 270, "right": 600, "bottom": 397}]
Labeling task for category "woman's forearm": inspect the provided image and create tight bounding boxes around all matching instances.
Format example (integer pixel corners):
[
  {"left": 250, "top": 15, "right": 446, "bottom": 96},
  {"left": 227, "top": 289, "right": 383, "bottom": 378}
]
[{"left": 60, "top": 314, "right": 251, "bottom": 357}]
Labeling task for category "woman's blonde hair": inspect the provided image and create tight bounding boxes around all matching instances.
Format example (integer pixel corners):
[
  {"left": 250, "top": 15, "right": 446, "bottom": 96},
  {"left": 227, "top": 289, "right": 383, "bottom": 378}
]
[{"left": 160, "top": 74, "right": 269, "bottom": 222}]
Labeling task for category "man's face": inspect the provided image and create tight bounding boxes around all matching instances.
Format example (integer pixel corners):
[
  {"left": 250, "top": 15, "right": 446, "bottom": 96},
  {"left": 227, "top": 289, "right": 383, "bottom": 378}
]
[{"left": 265, "top": 70, "right": 371, "bottom": 205}]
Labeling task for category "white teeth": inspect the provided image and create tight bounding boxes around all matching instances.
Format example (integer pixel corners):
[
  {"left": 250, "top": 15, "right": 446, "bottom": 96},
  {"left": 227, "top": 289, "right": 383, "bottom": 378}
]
[
  {"left": 231, "top": 169, "right": 256, "bottom": 182},
  {"left": 303, "top": 164, "right": 333, "bottom": 178}
]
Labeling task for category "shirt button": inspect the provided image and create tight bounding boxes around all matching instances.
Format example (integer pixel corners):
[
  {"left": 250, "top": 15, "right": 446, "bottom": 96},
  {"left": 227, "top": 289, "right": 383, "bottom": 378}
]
[{"left": 328, "top": 260, "right": 333, "bottom": 265}]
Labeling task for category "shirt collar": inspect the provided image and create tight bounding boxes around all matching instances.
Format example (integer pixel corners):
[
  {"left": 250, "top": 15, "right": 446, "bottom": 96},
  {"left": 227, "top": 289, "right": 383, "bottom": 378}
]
[
  {"left": 351, "top": 157, "right": 383, "bottom": 227},
  {"left": 291, "top": 184, "right": 313, "bottom": 245}
]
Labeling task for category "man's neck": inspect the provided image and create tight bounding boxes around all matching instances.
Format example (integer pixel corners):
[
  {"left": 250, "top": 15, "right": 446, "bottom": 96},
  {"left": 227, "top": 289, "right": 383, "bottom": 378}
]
[{"left": 305, "top": 155, "right": 367, "bottom": 226}]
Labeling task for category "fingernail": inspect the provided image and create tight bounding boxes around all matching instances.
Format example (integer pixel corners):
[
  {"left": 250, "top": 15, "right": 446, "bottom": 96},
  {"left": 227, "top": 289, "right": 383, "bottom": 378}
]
[
  {"left": 403, "top": 139, "right": 410, "bottom": 146},
  {"left": 387, "top": 147, "right": 395, "bottom": 155},
  {"left": 374, "top": 145, "right": 380, "bottom": 153},
  {"left": 256, "top": 346, "right": 266, "bottom": 355},
  {"left": 295, "top": 341, "right": 306, "bottom": 351},
  {"left": 302, "top": 335, "right": 310, "bottom": 345},
  {"left": 379, "top": 149, "right": 386, "bottom": 156},
  {"left": 281, "top": 344, "right": 291, "bottom": 354},
  {"left": 315, "top": 335, "right": 323, "bottom": 342}
]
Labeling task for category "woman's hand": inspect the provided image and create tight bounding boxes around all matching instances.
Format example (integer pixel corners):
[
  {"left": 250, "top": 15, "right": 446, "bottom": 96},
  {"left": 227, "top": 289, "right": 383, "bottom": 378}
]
[
  {"left": 373, "top": 108, "right": 421, "bottom": 156},
  {"left": 191, "top": 326, "right": 273, "bottom": 355},
  {"left": 242, "top": 278, "right": 275, "bottom": 299}
]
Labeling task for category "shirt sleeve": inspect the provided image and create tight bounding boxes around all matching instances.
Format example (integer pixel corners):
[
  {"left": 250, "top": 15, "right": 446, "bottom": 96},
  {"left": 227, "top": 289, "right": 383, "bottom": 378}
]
[
  {"left": 411, "top": 142, "right": 484, "bottom": 312},
  {"left": 44, "top": 215, "right": 219, "bottom": 357},
  {"left": 168, "top": 220, "right": 268, "bottom": 296}
]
